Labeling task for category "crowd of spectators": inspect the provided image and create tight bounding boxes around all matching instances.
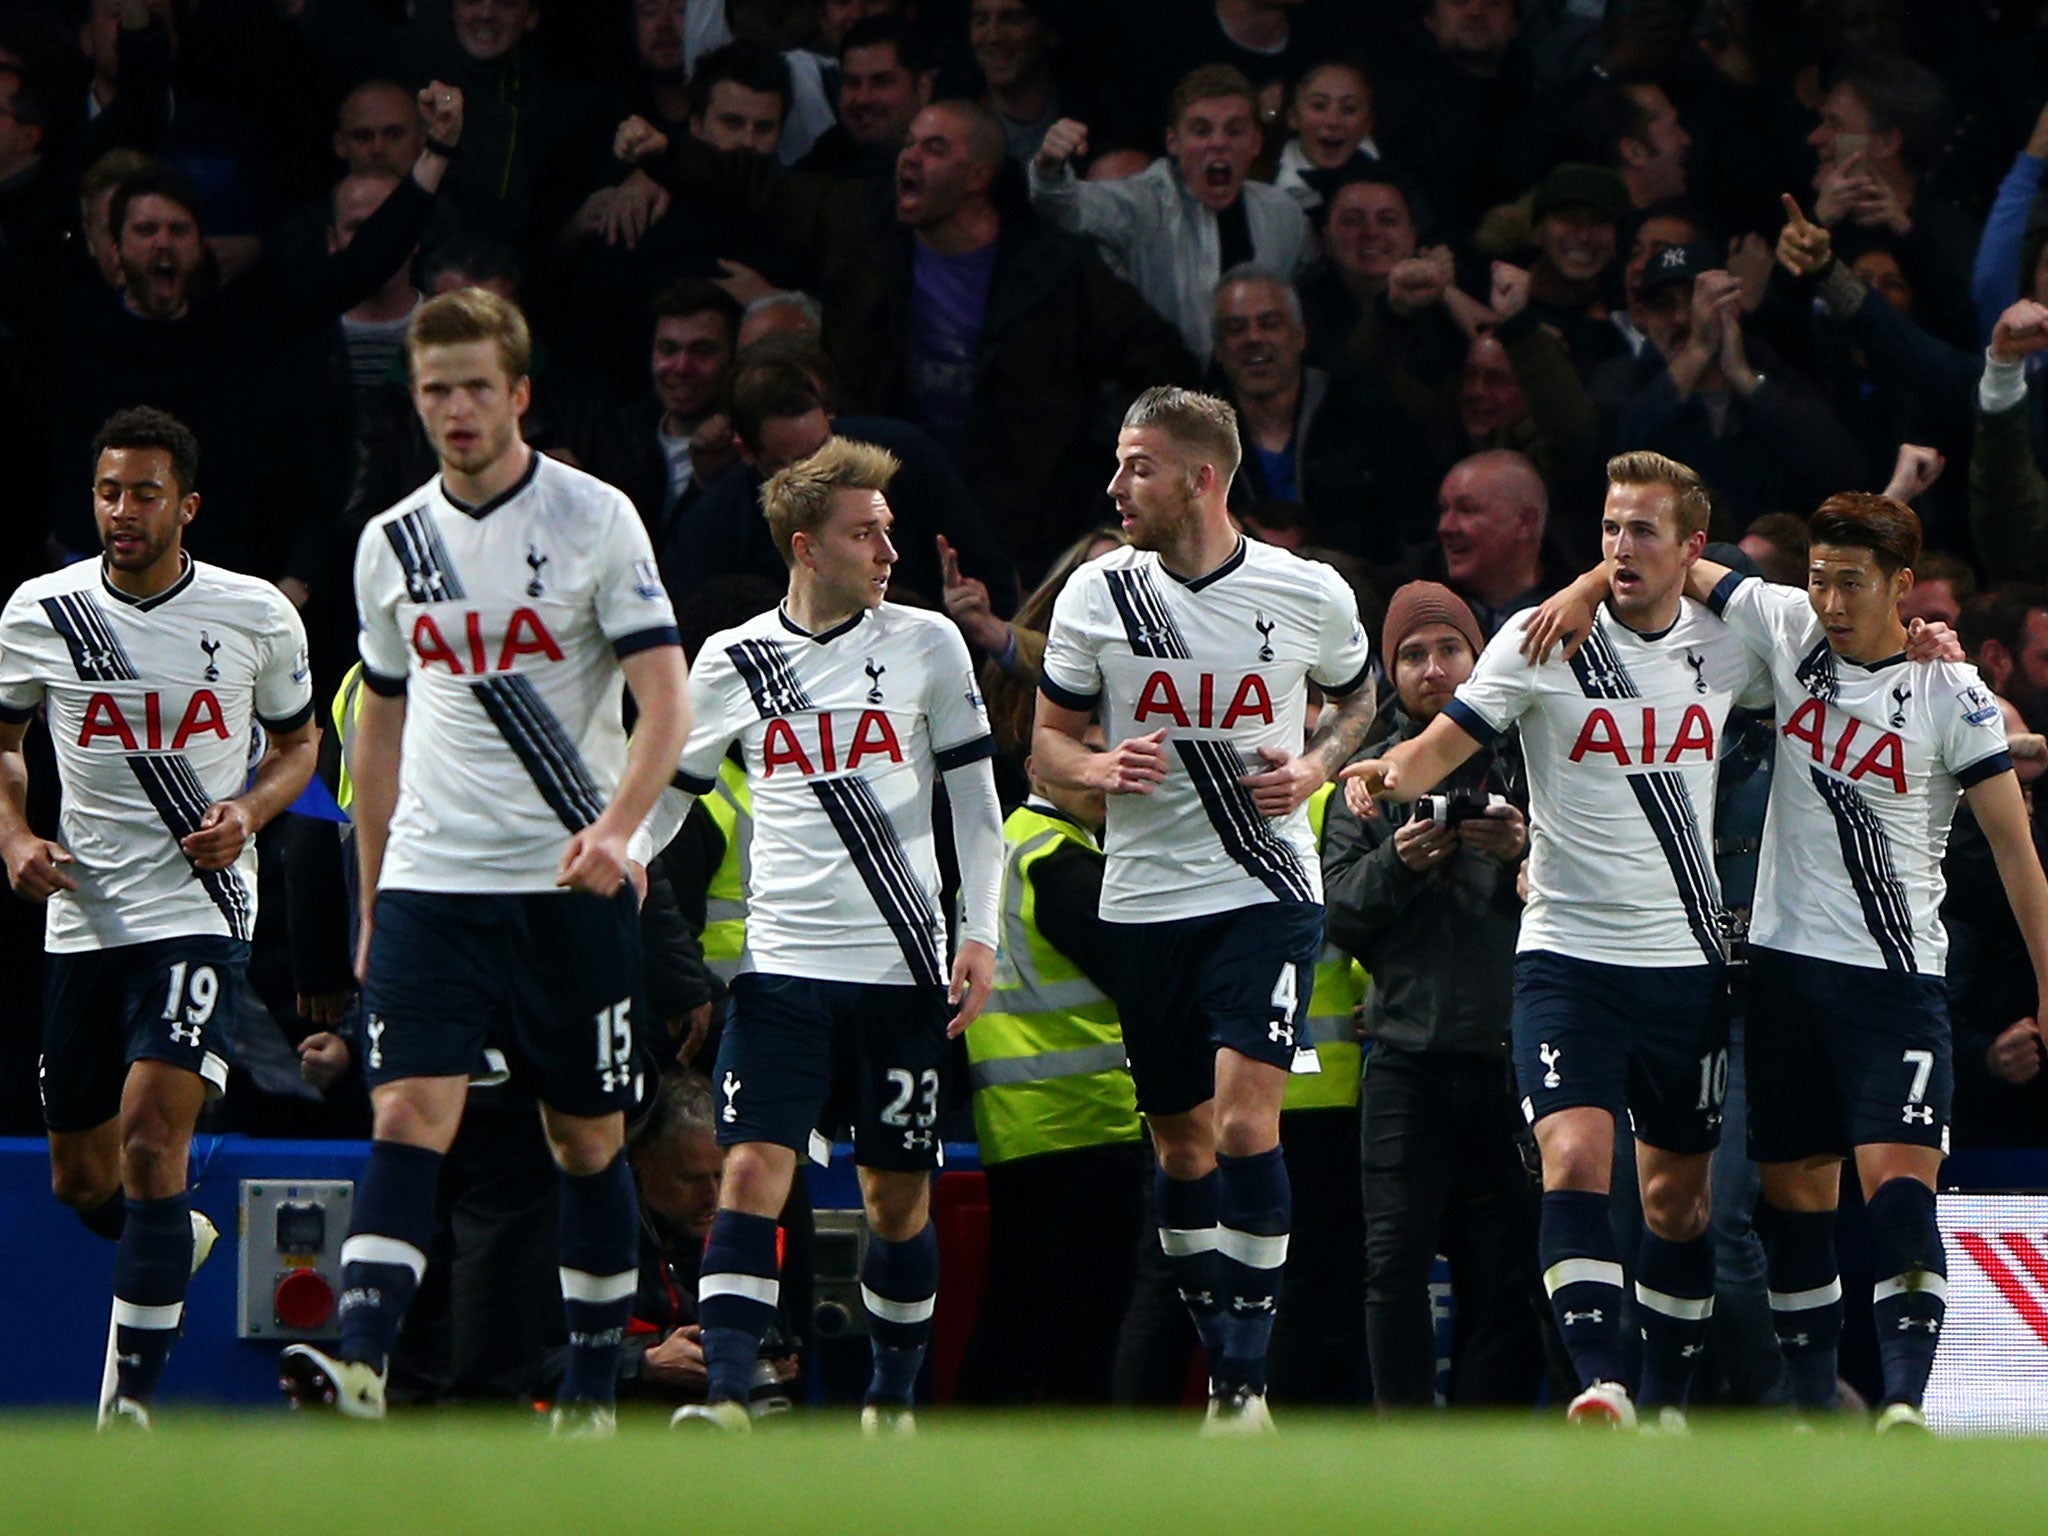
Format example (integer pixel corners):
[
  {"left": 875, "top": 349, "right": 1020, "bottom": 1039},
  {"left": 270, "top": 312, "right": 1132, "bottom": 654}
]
[{"left": 6, "top": 0, "right": 2048, "bottom": 1410}]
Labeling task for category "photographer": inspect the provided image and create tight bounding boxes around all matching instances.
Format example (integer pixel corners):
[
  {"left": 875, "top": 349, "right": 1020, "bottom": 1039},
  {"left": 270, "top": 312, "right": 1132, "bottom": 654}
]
[{"left": 1323, "top": 582, "right": 1549, "bottom": 1409}]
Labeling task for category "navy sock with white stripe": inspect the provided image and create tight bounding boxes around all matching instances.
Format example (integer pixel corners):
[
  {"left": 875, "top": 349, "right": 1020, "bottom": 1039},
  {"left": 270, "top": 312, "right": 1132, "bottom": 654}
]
[
  {"left": 111, "top": 1193, "right": 193, "bottom": 1404},
  {"left": 1540, "top": 1189, "right": 1627, "bottom": 1389},
  {"left": 1755, "top": 1201, "right": 1842, "bottom": 1410},
  {"left": 862, "top": 1223, "right": 938, "bottom": 1407},
  {"left": 337, "top": 1140, "right": 442, "bottom": 1371},
  {"left": 1155, "top": 1168, "right": 1227, "bottom": 1368},
  {"left": 555, "top": 1152, "right": 638, "bottom": 1407},
  {"left": 1634, "top": 1230, "right": 1715, "bottom": 1409},
  {"left": 1214, "top": 1148, "right": 1290, "bottom": 1396},
  {"left": 1867, "top": 1178, "right": 1946, "bottom": 1409},
  {"left": 698, "top": 1209, "right": 780, "bottom": 1405}
]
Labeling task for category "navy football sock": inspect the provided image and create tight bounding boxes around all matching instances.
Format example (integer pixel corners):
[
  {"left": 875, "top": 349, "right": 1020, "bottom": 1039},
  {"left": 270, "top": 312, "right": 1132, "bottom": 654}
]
[
  {"left": 110, "top": 1193, "right": 193, "bottom": 1404},
  {"left": 77, "top": 1190, "right": 127, "bottom": 1241},
  {"left": 336, "top": 1140, "right": 443, "bottom": 1372},
  {"left": 1214, "top": 1148, "right": 1290, "bottom": 1396},
  {"left": 861, "top": 1223, "right": 938, "bottom": 1407},
  {"left": 1540, "top": 1189, "right": 1627, "bottom": 1390},
  {"left": 1634, "top": 1230, "right": 1715, "bottom": 1409},
  {"left": 555, "top": 1152, "right": 638, "bottom": 1407},
  {"left": 1155, "top": 1168, "right": 1227, "bottom": 1371},
  {"left": 1755, "top": 1201, "right": 1843, "bottom": 1410},
  {"left": 699, "top": 1209, "right": 781, "bottom": 1405},
  {"left": 1867, "top": 1178, "right": 1946, "bottom": 1409}
]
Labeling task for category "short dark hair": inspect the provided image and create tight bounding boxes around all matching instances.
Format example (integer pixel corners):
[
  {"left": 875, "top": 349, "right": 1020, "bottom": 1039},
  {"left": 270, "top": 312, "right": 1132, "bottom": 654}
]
[
  {"left": 1168, "top": 64, "right": 1255, "bottom": 130},
  {"left": 1915, "top": 550, "right": 1978, "bottom": 605},
  {"left": 1807, "top": 491, "right": 1921, "bottom": 577},
  {"left": 1830, "top": 49, "right": 1948, "bottom": 173},
  {"left": 0, "top": 62, "right": 50, "bottom": 132},
  {"left": 1960, "top": 583, "right": 2048, "bottom": 664},
  {"left": 733, "top": 332, "right": 840, "bottom": 410},
  {"left": 652, "top": 276, "right": 742, "bottom": 337},
  {"left": 841, "top": 15, "right": 933, "bottom": 73},
  {"left": 109, "top": 162, "right": 202, "bottom": 242},
  {"left": 1571, "top": 80, "right": 1655, "bottom": 168},
  {"left": 689, "top": 40, "right": 792, "bottom": 120},
  {"left": 1741, "top": 511, "right": 1809, "bottom": 584},
  {"left": 420, "top": 236, "right": 523, "bottom": 293},
  {"left": 1287, "top": 56, "right": 1372, "bottom": 115},
  {"left": 730, "top": 360, "right": 825, "bottom": 448},
  {"left": 92, "top": 406, "right": 200, "bottom": 498}
]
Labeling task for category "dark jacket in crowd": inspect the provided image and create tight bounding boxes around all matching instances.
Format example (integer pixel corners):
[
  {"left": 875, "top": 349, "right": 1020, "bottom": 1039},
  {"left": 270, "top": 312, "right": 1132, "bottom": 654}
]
[
  {"left": 1601, "top": 338, "right": 1870, "bottom": 538},
  {"left": 1322, "top": 705, "right": 1523, "bottom": 1058},
  {"left": 644, "top": 138, "right": 1198, "bottom": 580},
  {"left": 661, "top": 413, "right": 1017, "bottom": 615}
]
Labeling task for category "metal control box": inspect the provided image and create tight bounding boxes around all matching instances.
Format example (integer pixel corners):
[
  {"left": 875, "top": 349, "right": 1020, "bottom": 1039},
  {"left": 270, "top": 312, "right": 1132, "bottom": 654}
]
[{"left": 236, "top": 1179, "right": 355, "bottom": 1341}]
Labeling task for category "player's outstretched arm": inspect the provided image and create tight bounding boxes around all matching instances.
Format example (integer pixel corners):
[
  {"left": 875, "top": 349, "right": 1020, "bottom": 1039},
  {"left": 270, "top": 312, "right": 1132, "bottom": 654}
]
[
  {"left": 559, "top": 644, "right": 691, "bottom": 897},
  {"left": 1240, "top": 680, "right": 1378, "bottom": 818},
  {"left": 1339, "top": 710, "right": 1483, "bottom": 813},
  {"left": 0, "top": 719, "right": 75, "bottom": 900},
  {"left": 1968, "top": 769, "right": 2048, "bottom": 1027},
  {"left": 1032, "top": 693, "right": 1167, "bottom": 796}
]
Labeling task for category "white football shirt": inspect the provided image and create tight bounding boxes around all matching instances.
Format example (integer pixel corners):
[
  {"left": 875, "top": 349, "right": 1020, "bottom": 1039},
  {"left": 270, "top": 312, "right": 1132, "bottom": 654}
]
[
  {"left": 1038, "top": 538, "right": 1372, "bottom": 922},
  {"left": 355, "top": 452, "right": 680, "bottom": 894},
  {"left": 1447, "top": 597, "right": 1771, "bottom": 967},
  {"left": 1709, "top": 574, "right": 2011, "bottom": 975},
  {"left": 675, "top": 602, "right": 998, "bottom": 986},
  {"left": 0, "top": 557, "right": 312, "bottom": 951}
]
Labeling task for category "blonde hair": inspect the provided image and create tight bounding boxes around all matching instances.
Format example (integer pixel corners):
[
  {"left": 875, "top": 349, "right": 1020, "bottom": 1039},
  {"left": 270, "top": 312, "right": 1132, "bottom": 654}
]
[
  {"left": 759, "top": 436, "right": 902, "bottom": 564},
  {"left": 1606, "top": 450, "right": 1713, "bottom": 538},
  {"left": 1122, "top": 386, "right": 1242, "bottom": 491},
  {"left": 406, "top": 286, "right": 533, "bottom": 382}
]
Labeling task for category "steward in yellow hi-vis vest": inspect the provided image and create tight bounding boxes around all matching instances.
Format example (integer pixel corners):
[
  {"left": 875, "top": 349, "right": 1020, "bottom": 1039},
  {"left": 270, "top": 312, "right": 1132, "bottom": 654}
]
[
  {"left": 1284, "top": 784, "right": 1366, "bottom": 1112},
  {"left": 697, "top": 757, "right": 752, "bottom": 983},
  {"left": 954, "top": 788, "right": 1146, "bottom": 1406},
  {"left": 968, "top": 802, "right": 1143, "bottom": 1164}
]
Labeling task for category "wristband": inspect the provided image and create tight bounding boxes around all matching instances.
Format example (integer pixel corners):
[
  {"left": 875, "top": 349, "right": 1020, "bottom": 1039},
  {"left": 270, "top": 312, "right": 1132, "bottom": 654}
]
[{"left": 423, "top": 136, "right": 460, "bottom": 159}]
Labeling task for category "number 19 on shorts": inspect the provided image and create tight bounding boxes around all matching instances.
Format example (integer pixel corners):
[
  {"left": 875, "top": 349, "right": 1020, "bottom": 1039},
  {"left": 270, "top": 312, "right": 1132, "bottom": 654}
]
[{"left": 162, "top": 961, "right": 218, "bottom": 1049}]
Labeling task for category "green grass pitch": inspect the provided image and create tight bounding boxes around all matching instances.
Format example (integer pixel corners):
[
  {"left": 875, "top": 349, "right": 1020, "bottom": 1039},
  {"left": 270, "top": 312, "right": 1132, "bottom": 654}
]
[{"left": 3, "top": 1410, "right": 2042, "bottom": 1536}]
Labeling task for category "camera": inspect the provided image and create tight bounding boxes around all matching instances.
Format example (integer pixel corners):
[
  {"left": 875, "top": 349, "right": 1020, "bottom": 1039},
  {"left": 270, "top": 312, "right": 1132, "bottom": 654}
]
[{"left": 1414, "top": 789, "right": 1506, "bottom": 826}]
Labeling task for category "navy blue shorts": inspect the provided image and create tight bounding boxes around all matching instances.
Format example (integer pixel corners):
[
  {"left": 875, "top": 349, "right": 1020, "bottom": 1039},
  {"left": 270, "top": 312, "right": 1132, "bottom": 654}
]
[
  {"left": 1511, "top": 949, "right": 1729, "bottom": 1154},
  {"left": 1105, "top": 902, "right": 1325, "bottom": 1118},
  {"left": 1743, "top": 946, "right": 1952, "bottom": 1162},
  {"left": 712, "top": 971, "right": 952, "bottom": 1171},
  {"left": 40, "top": 935, "right": 245, "bottom": 1133},
  {"left": 362, "top": 888, "right": 642, "bottom": 1118}
]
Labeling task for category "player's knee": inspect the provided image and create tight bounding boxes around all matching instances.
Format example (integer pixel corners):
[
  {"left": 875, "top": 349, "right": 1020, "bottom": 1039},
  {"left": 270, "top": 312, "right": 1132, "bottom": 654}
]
[
  {"left": 860, "top": 1178, "right": 928, "bottom": 1240},
  {"left": 49, "top": 1160, "right": 114, "bottom": 1211},
  {"left": 545, "top": 1119, "right": 623, "bottom": 1177},
  {"left": 719, "top": 1145, "right": 791, "bottom": 1217},
  {"left": 1534, "top": 1135, "right": 1606, "bottom": 1191},
  {"left": 1150, "top": 1134, "right": 1212, "bottom": 1182},
  {"left": 117, "top": 1122, "right": 183, "bottom": 1192},
  {"left": 1212, "top": 1103, "right": 1279, "bottom": 1159},
  {"left": 1640, "top": 1176, "right": 1710, "bottom": 1242}
]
